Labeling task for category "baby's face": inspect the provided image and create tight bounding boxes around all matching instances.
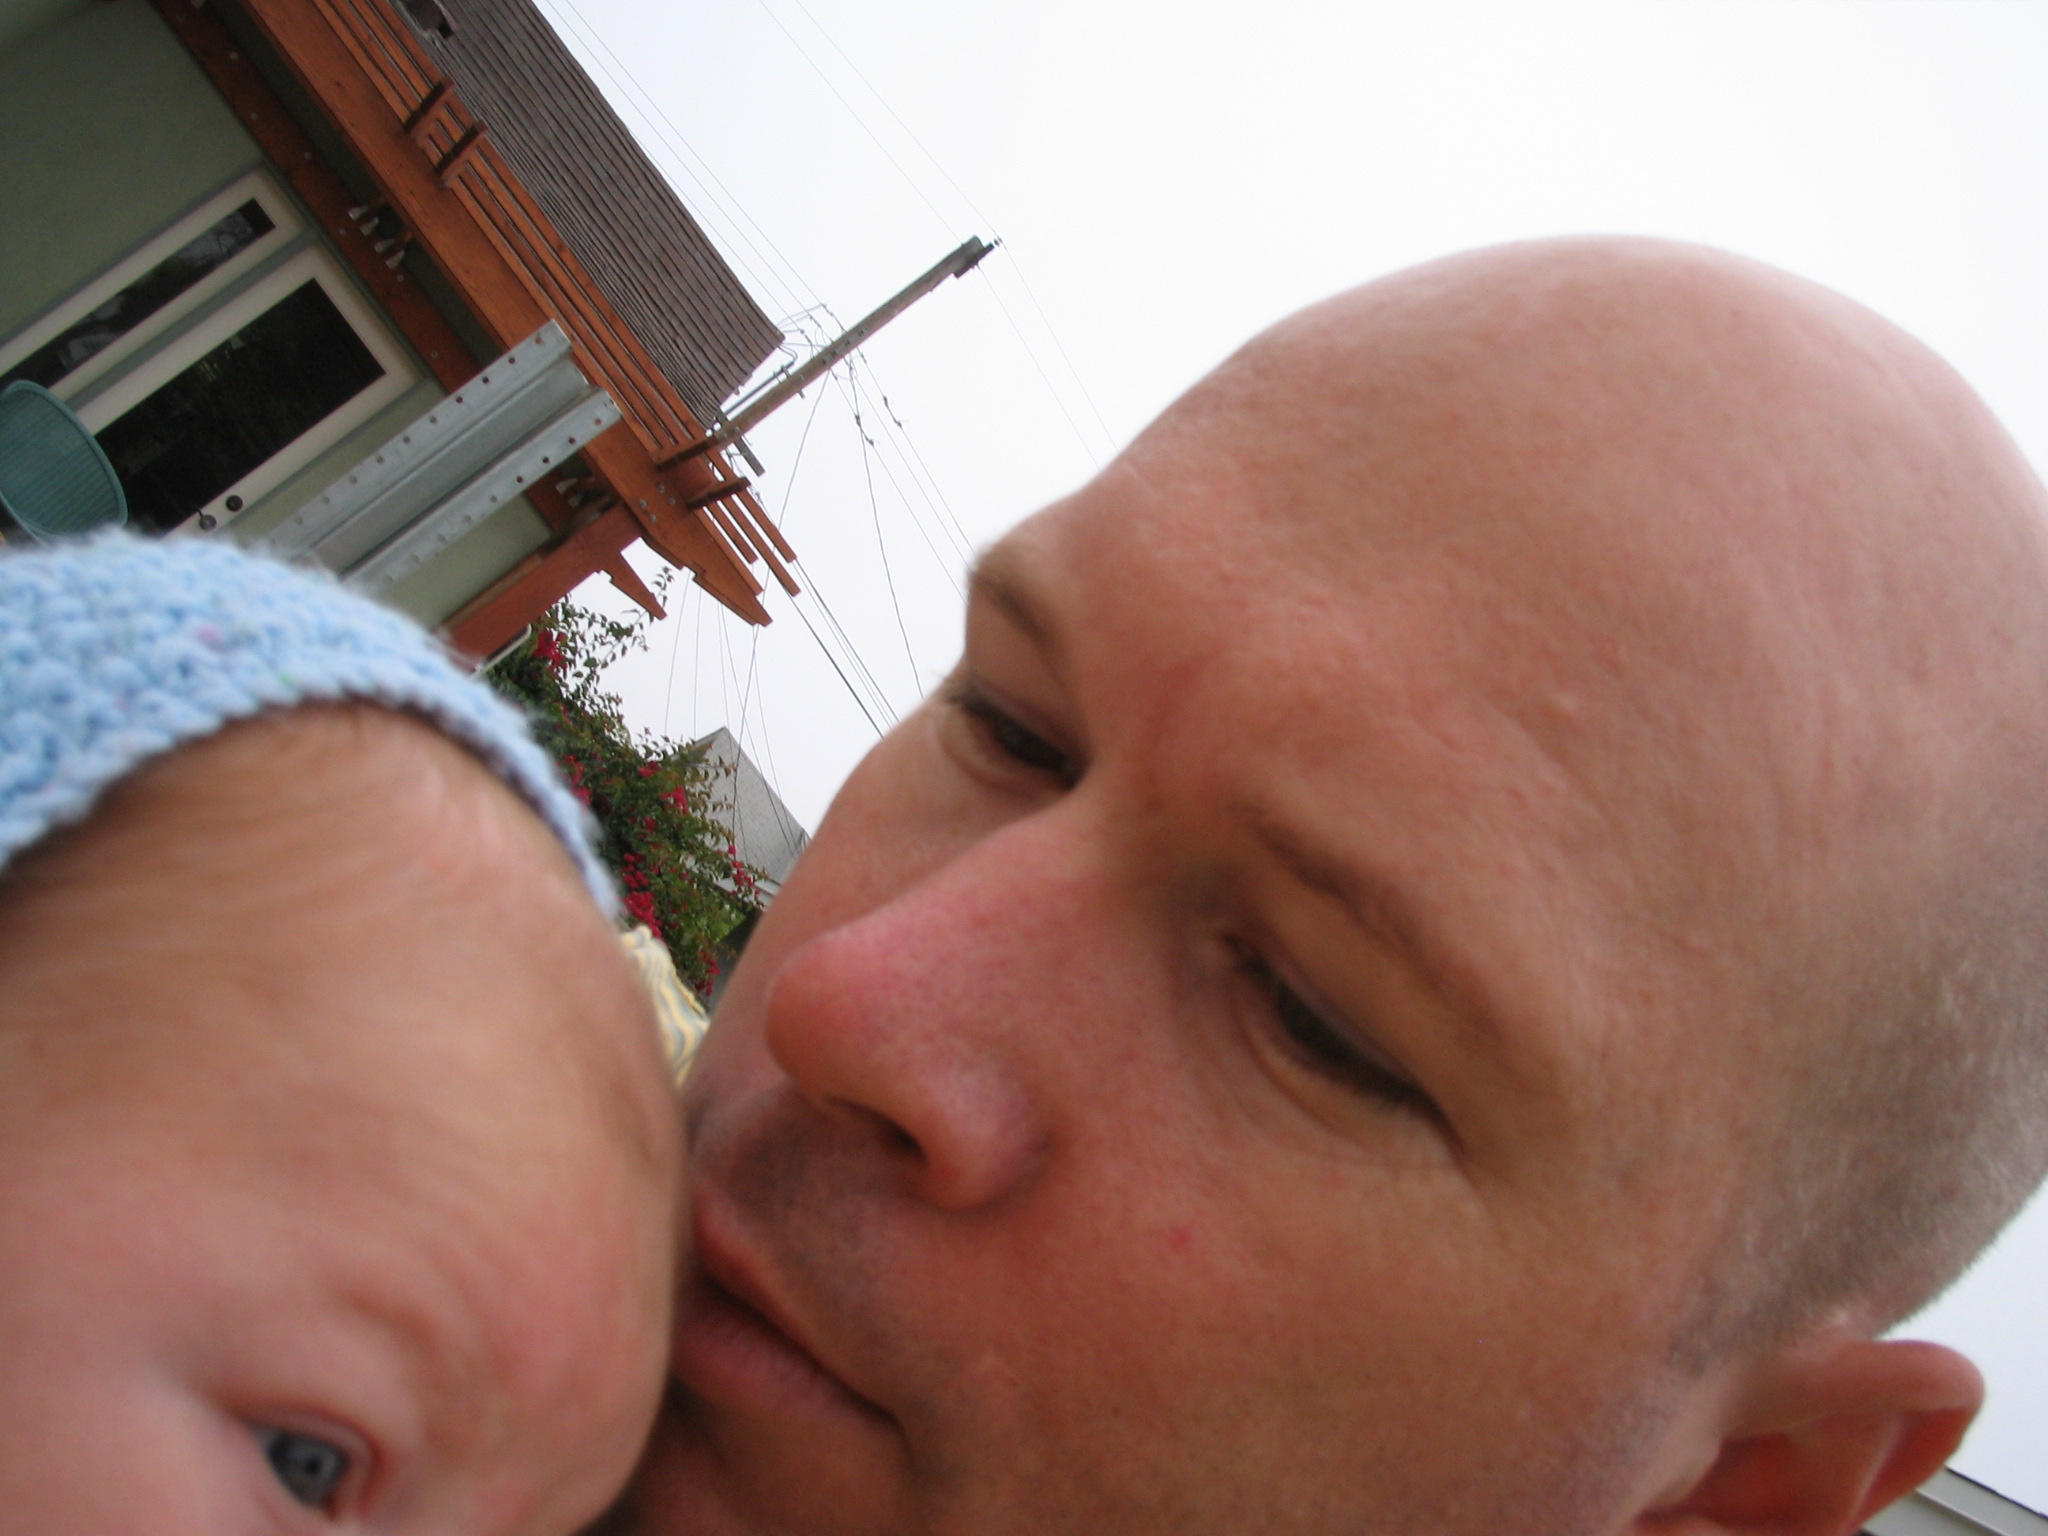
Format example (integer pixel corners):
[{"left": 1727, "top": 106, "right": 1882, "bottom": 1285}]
[{"left": 0, "top": 709, "right": 680, "bottom": 1535}]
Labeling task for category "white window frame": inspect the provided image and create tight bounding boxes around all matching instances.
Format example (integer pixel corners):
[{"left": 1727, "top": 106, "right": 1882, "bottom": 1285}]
[
  {"left": 0, "top": 170, "right": 304, "bottom": 401},
  {"left": 74, "top": 244, "right": 420, "bottom": 532}
]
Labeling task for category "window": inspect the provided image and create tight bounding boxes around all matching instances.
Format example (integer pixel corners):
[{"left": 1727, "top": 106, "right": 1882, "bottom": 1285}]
[
  {"left": 92, "top": 275, "right": 392, "bottom": 534},
  {"left": 0, "top": 172, "right": 299, "bottom": 401},
  {"left": 0, "top": 173, "right": 419, "bottom": 535}
]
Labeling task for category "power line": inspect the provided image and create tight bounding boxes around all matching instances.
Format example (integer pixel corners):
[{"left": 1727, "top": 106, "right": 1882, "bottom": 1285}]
[
  {"left": 660, "top": 577, "right": 689, "bottom": 737},
  {"left": 976, "top": 268, "right": 1104, "bottom": 467},
  {"left": 780, "top": 0, "right": 994, "bottom": 223},
  {"left": 994, "top": 247, "right": 1118, "bottom": 455},
  {"left": 746, "top": 0, "right": 959, "bottom": 239},
  {"left": 800, "top": 563, "right": 900, "bottom": 725},
  {"left": 737, "top": 631, "right": 809, "bottom": 844},
  {"left": 790, "top": 595, "right": 886, "bottom": 738},
  {"left": 691, "top": 572, "right": 704, "bottom": 739},
  {"left": 540, "top": 0, "right": 820, "bottom": 319},
  {"left": 842, "top": 358, "right": 975, "bottom": 566},
  {"left": 849, "top": 384, "right": 924, "bottom": 694},
  {"left": 837, "top": 365, "right": 965, "bottom": 592},
  {"left": 765, "top": 376, "right": 902, "bottom": 724},
  {"left": 720, "top": 612, "right": 755, "bottom": 757},
  {"left": 847, "top": 385, "right": 974, "bottom": 573},
  {"left": 854, "top": 365, "right": 979, "bottom": 561},
  {"left": 717, "top": 601, "right": 733, "bottom": 737},
  {"left": 776, "top": 376, "right": 833, "bottom": 527},
  {"left": 757, "top": 0, "right": 1116, "bottom": 460},
  {"left": 737, "top": 623, "right": 762, "bottom": 751}
]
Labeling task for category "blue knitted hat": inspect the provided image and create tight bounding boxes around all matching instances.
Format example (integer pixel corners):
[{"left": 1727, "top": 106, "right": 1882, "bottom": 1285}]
[{"left": 0, "top": 533, "right": 613, "bottom": 911}]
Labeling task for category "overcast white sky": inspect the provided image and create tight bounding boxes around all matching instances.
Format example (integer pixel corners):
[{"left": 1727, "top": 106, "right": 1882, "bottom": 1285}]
[{"left": 537, "top": 1, "right": 2048, "bottom": 1508}]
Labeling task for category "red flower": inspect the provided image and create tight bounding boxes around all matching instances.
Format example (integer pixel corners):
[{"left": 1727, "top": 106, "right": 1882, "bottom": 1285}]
[
  {"left": 623, "top": 890, "right": 661, "bottom": 937},
  {"left": 639, "top": 763, "right": 658, "bottom": 778}
]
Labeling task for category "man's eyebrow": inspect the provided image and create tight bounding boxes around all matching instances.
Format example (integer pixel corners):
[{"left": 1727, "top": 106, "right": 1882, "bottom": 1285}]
[
  {"left": 1240, "top": 805, "right": 1503, "bottom": 1050},
  {"left": 968, "top": 546, "right": 1060, "bottom": 655}
]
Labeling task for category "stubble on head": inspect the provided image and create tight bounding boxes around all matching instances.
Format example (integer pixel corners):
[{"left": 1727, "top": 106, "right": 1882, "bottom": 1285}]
[{"left": 1152, "top": 235, "right": 2048, "bottom": 1366}]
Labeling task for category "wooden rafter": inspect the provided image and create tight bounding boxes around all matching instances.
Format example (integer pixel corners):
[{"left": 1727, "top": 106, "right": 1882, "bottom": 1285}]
[
  {"left": 152, "top": 0, "right": 477, "bottom": 392},
  {"left": 159, "top": 0, "right": 776, "bottom": 650}
]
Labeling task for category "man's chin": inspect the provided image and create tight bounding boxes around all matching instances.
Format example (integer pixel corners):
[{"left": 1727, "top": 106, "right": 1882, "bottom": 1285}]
[{"left": 613, "top": 1390, "right": 908, "bottom": 1536}]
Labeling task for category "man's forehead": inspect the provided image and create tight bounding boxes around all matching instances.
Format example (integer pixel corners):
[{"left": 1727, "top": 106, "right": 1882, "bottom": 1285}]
[{"left": 965, "top": 232, "right": 2045, "bottom": 962}]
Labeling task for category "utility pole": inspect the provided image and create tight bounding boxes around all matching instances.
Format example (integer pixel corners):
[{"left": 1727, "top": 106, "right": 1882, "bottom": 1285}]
[{"left": 664, "top": 235, "right": 997, "bottom": 468}]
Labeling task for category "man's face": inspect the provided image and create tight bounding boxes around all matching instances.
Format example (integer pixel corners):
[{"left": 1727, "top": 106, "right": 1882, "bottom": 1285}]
[{"left": 635, "top": 380, "right": 1801, "bottom": 1535}]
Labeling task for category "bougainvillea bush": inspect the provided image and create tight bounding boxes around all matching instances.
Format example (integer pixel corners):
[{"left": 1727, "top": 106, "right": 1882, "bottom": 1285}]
[{"left": 486, "top": 594, "right": 761, "bottom": 993}]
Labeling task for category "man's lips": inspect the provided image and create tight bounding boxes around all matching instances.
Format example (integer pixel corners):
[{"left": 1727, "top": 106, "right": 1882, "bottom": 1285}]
[{"left": 672, "top": 1204, "right": 894, "bottom": 1430}]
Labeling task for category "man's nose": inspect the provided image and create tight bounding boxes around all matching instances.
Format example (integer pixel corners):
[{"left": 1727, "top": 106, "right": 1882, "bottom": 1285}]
[{"left": 760, "top": 815, "right": 1103, "bottom": 1212}]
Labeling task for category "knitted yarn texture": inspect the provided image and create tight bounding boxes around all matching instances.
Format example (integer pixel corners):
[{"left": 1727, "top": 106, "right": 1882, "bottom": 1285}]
[{"left": 0, "top": 534, "right": 612, "bottom": 911}]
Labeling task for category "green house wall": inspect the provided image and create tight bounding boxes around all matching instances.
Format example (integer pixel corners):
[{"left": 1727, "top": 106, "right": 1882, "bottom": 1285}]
[
  {"left": 0, "top": 0, "right": 553, "bottom": 627},
  {"left": 0, "top": 0, "right": 259, "bottom": 340}
]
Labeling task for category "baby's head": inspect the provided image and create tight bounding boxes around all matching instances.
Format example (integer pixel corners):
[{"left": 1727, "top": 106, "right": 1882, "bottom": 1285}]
[{"left": 0, "top": 539, "right": 680, "bottom": 1533}]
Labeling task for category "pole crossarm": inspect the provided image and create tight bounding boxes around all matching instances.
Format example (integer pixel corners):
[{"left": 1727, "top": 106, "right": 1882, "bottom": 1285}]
[{"left": 661, "top": 235, "right": 997, "bottom": 468}]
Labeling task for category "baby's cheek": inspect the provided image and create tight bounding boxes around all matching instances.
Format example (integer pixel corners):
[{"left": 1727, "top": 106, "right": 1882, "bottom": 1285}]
[{"left": 501, "top": 1180, "right": 676, "bottom": 1483}]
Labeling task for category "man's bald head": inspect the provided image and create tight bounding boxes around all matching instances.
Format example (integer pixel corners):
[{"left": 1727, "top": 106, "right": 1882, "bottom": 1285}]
[{"left": 1146, "top": 236, "right": 2048, "bottom": 1357}]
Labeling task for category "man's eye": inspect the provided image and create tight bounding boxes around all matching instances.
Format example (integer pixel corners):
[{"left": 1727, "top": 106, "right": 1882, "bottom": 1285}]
[
  {"left": 945, "top": 680, "right": 1079, "bottom": 785},
  {"left": 257, "top": 1427, "right": 351, "bottom": 1510},
  {"left": 1242, "top": 952, "right": 1440, "bottom": 1118}
]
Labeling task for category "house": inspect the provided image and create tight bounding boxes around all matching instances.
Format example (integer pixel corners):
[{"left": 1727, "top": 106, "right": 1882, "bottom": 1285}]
[
  {"left": 1867, "top": 1468, "right": 2047, "bottom": 1536},
  {"left": 686, "top": 724, "right": 808, "bottom": 1000},
  {"left": 1, "top": 0, "right": 799, "bottom": 655},
  {"left": 690, "top": 725, "right": 809, "bottom": 903}
]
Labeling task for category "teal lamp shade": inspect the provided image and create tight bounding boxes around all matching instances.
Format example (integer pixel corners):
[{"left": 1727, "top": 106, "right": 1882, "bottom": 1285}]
[{"left": 0, "top": 381, "right": 128, "bottom": 541}]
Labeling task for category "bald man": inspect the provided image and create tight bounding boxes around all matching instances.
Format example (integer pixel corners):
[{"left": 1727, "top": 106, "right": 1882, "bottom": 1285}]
[{"left": 620, "top": 238, "right": 2048, "bottom": 1536}]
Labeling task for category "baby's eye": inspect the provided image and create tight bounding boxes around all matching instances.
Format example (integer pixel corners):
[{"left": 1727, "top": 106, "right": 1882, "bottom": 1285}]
[{"left": 257, "top": 1427, "right": 351, "bottom": 1510}]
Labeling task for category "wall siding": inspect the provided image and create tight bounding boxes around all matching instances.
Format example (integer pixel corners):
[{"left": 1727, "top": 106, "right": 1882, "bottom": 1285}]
[{"left": 0, "top": 0, "right": 261, "bottom": 340}]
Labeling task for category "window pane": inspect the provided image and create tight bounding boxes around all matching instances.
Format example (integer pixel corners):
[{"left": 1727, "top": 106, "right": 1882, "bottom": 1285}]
[
  {"left": 97, "top": 279, "right": 386, "bottom": 533},
  {"left": 1, "top": 200, "right": 276, "bottom": 392}
]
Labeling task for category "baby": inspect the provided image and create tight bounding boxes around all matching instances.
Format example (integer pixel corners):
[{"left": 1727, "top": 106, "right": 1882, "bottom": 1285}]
[{"left": 0, "top": 538, "right": 681, "bottom": 1534}]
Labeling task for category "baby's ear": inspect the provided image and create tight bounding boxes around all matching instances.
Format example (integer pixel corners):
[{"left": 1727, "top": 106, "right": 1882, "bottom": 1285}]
[{"left": 1627, "top": 1329, "right": 1979, "bottom": 1536}]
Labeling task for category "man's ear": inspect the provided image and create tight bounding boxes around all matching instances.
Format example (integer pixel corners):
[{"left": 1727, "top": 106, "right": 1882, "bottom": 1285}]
[{"left": 1633, "top": 1329, "right": 1982, "bottom": 1536}]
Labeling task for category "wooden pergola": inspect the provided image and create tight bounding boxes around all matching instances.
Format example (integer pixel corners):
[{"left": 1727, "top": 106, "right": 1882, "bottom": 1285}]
[{"left": 153, "top": 0, "right": 800, "bottom": 656}]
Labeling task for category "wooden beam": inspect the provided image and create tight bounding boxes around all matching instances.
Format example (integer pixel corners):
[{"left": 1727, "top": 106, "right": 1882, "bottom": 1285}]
[
  {"left": 150, "top": 0, "right": 478, "bottom": 390},
  {"left": 601, "top": 551, "right": 664, "bottom": 621},
  {"left": 403, "top": 78, "right": 451, "bottom": 141},
  {"left": 442, "top": 503, "right": 641, "bottom": 658},
  {"left": 184, "top": 0, "right": 774, "bottom": 627},
  {"left": 736, "top": 486, "right": 798, "bottom": 564},
  {"left": 523, "top": 476, "right": 584, "bottom": 533},
  {"left": 681, "top": 477, "right": 750, "bottom": 512},
  {"left": 435, "top": 121, "right": 487, "bottom": 186},
  {"left": 231, "top": 0, "right": 546, "bottom": 352},
  {"left": 582, "top": 434, "right": 769, "bottom": 618},
  {"left": 704, "top": 497, "right": 761, "bottom": 567},
  {"left": 730, "top": 492, "right": 800, "bottom": 596}
]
